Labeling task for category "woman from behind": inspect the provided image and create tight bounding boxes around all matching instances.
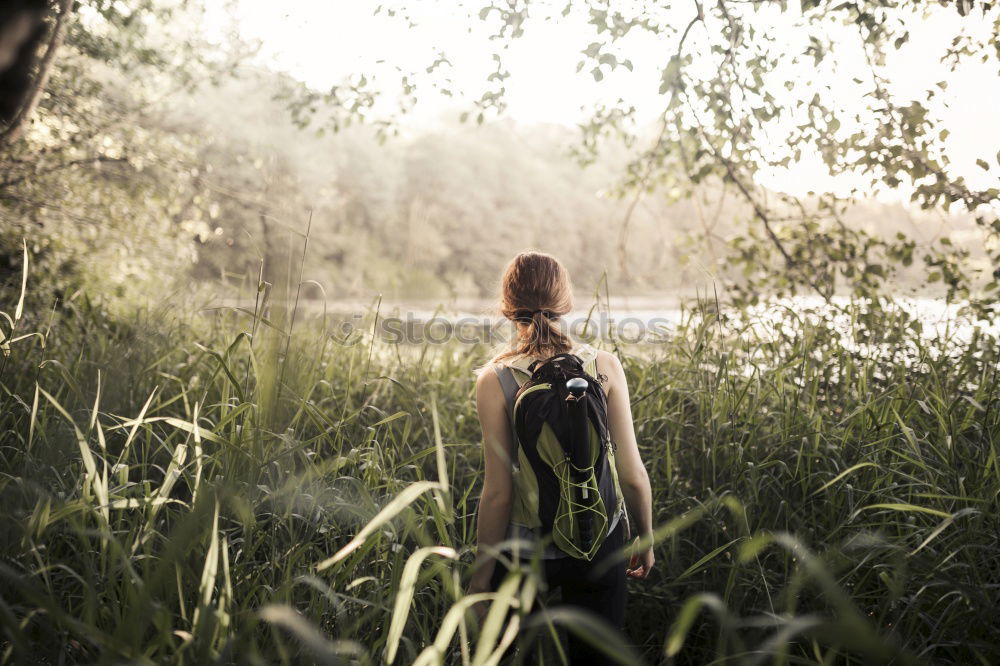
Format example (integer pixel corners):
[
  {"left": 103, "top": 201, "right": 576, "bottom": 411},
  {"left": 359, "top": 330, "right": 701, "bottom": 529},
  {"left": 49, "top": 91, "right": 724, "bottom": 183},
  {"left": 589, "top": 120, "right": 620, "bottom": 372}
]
[{"left": 467, "top": 250, "right": 655, "bottom": 664}]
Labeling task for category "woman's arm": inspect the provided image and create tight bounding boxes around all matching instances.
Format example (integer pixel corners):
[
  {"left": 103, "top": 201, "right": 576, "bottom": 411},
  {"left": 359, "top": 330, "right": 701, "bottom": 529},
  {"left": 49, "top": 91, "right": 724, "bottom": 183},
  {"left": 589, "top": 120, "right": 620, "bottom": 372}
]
[
  {"left": 598, "top": 350, "right": 655, "bottom": 578},
  {"left": 468, "top": 367, "right": 515, "bottom": 593}
]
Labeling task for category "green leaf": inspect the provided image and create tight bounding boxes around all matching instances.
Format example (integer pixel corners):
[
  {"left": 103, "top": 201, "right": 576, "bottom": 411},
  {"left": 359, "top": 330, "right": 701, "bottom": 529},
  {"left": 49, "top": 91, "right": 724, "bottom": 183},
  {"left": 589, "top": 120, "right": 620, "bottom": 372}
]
[
  {"left": 812, "top": 463, "right": 879, "bottom": 495},
  {"left": 260, "top": 605, "right": 367, "bottom": 662},
  {"left": 856, "top": 503, "right": 951, "bottom": 519},
  {"left": 384, "top": 546, "right": 457, "bottom": 663},
  {"left": 665, "top": 594, "right": 729, "bottom": 657},
  {"left": 963, "top": 395, "right": 985, "bottom": 411},
  {"left": 473, "top": 573, "right": 525, "bottom": 665},
  {"left": 316, "top": 481, "right": 440, "bottom": 570},
  {"left": 674, "top": 538, "right": 743, "bottom": 581},
  {"left": 909, "top": 508, "right": 979, "bottom": 556}
]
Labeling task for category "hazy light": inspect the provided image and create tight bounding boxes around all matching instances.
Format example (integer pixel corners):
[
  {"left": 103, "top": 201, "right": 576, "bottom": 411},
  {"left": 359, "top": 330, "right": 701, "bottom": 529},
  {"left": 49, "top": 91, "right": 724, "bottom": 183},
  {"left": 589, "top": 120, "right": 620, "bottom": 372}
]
[{"left": 204, "top": 0, "right": 1000, "bottom": 201}]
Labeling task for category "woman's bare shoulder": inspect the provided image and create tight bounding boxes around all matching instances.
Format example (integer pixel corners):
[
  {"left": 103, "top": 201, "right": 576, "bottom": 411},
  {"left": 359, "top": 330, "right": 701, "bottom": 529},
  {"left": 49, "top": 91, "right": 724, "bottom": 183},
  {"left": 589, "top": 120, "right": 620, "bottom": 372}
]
[
  {"left": 594, "top": 349, "right": 623, "bottom": 373},
  {"left": 475, "top": 363, "right": 501, "bottom": 393},
  {"left": 593, "top": 349, "right": 625, "bottom": 393}
]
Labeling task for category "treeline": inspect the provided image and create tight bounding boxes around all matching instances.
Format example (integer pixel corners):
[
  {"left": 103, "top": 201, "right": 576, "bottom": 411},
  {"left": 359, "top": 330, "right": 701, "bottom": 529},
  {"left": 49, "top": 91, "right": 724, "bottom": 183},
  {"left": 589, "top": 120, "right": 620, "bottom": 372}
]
[
  {"left": 0, "top": 53, "right": 982, "bottom": 306},
  {"left": 170, "top": 69, "right": 717, "bottom": 300}
]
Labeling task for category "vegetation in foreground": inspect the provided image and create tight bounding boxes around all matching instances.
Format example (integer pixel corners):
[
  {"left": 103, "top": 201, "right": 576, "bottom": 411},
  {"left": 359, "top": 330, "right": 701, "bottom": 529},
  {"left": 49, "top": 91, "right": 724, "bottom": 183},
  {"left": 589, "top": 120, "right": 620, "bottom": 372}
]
[{"left": 0, "top": 272, "right": 998, "bottom": 665}]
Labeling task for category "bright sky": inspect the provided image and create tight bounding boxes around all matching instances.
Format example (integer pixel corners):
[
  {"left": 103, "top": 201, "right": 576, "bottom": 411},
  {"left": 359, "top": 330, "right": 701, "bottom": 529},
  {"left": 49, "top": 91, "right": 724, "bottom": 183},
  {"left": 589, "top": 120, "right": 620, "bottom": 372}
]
[{"left": 203, "top": 0, "right": 1000, "bottom": 201}]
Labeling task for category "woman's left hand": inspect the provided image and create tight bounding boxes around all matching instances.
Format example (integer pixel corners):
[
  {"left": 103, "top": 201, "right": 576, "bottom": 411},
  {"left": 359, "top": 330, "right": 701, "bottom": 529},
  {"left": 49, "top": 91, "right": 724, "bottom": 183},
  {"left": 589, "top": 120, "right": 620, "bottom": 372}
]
[{"left": 626, "top": 537, "right": 655, "bottom": 579}]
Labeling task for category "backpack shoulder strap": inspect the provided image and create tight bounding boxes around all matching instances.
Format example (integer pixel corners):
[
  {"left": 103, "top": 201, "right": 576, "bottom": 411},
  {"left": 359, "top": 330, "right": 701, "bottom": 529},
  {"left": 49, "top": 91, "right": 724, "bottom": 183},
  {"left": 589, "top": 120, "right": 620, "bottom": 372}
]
[
  {"left": 494, "top": 364, "right": 525, "bottom": 464},
  {"left": 574, "top": 343, "right": 599, "bottom": 378},
  {"left": 493, "top": 364, "right": 521, "bottom": 418}
]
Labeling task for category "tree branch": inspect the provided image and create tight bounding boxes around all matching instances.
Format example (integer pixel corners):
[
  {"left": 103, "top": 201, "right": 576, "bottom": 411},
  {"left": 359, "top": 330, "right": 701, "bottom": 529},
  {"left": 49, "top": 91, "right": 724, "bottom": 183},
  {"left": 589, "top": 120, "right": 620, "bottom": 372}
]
[{"left": 616, "top": 0, "right": 703, "bottom": 283}]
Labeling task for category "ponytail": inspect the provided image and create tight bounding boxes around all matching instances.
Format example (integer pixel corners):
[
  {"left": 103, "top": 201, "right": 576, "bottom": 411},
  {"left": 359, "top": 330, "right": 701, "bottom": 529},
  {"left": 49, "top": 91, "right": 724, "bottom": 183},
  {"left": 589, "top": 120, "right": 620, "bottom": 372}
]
[{"left": 493, "top": 252, "right": 574, "bottom": 363}]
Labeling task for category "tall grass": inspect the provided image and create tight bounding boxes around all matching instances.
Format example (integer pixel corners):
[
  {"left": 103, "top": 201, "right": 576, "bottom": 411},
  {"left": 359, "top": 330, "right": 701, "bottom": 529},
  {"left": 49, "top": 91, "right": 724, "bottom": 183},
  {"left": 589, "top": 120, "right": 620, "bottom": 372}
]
[{"left": 1, "top": 255, "right": 998, "bottom": 664}]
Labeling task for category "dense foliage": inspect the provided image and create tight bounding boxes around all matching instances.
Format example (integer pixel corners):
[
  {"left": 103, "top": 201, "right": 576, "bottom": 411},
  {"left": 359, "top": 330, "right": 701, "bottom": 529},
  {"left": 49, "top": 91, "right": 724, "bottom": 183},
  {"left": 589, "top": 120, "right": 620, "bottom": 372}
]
[{"left": 1, "top": 261, "right": 997, "bottom": 663}]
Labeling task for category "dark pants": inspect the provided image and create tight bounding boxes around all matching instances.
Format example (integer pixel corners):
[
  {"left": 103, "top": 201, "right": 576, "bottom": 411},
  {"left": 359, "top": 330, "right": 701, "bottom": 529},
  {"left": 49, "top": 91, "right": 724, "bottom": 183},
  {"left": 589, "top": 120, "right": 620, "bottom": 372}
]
[{"left": 489, "top": 521, "right": 628, "bottom": 665}]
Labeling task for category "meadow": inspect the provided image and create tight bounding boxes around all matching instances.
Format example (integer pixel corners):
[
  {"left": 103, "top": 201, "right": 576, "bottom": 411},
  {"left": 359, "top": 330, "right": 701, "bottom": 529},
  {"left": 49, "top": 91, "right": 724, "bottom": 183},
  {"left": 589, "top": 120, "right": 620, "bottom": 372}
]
[{"left": 1, "top": 262, "right": 998, "bottom": 664}]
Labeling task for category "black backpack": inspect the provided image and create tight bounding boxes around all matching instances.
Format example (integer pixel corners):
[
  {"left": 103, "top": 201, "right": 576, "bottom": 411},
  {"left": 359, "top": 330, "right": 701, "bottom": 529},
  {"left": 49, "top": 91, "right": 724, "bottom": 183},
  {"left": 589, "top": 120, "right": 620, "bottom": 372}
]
[{"left": 496, "top": 353, "right": 624, "bottom": 560}]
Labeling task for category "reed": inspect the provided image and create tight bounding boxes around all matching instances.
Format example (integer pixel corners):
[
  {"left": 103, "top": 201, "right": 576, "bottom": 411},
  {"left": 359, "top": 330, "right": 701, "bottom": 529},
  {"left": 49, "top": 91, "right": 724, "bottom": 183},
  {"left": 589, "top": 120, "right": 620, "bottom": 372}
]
[{"left": 1, "top": 256, "right": 997, "bottom": 664}]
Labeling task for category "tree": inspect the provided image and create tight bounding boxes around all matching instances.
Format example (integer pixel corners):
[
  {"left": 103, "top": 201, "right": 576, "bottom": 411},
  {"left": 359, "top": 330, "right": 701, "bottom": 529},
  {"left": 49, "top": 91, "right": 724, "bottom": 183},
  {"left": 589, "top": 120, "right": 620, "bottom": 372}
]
[
  {"left": 291, "top": 0, "right": 1000, "bottom": 315},
  {"left": 0, "top": 0, "right": 250, "bottom": 302}
]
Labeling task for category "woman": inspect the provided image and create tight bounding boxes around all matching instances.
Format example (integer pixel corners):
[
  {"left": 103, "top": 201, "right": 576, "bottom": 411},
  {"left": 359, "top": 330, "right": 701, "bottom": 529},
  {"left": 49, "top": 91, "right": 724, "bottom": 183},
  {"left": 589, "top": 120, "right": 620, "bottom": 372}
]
[{"left": 467, "top": 251, "right": 654, "bottom": 663}]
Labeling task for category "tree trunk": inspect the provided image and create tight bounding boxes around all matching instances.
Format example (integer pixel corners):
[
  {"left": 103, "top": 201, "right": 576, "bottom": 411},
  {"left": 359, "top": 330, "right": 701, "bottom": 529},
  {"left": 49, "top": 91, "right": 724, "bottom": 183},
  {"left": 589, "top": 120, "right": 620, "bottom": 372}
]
[{"left": 0, "top": 0, "right": 74, "bottom": 150}]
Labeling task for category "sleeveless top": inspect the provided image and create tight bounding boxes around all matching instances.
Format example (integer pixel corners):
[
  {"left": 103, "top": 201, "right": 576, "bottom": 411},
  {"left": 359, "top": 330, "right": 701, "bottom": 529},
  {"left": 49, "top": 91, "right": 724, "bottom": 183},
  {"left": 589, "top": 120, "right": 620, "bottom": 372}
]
[{"left": 490, "top": 343, "right": 627, "bottom": 560}]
